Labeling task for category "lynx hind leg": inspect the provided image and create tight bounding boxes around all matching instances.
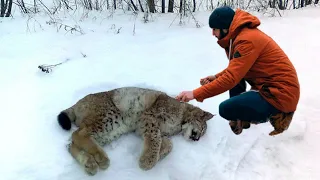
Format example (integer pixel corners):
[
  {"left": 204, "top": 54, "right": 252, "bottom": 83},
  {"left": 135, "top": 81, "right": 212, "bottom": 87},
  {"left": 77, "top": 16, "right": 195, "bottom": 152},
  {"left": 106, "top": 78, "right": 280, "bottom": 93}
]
[
  {"left": 68, "top": 142, "right": 99, "bottom": 175},
  {"left": 138, "top": 117, "right": 162, "bottom": 171},
  {"left": 72, "top": 127, "right": 110, "bottom": 171},
  {"left": 159, "top": 136, "right": 173, "bottom": 160}
]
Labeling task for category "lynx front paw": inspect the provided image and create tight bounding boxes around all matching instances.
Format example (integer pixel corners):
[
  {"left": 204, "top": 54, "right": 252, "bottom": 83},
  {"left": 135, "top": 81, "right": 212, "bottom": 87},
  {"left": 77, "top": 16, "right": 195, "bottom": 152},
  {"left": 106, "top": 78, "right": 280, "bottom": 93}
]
[
  {"left": 139, "top": 152, "right": 159, "bottom": 170},
  {"left": 84, "top": 155, "right": 99, "bottom": 176},
  {"left": 93, "top": 152, "right": 110, "bottom": 170}
]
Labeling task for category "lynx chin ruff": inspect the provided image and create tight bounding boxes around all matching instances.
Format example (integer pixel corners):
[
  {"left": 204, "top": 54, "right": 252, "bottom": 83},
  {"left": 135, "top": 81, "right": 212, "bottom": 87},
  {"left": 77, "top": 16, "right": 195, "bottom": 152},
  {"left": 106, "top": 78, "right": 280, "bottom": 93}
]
[{"left": 57, "top": 87, "right": 214, "bottom": 175}]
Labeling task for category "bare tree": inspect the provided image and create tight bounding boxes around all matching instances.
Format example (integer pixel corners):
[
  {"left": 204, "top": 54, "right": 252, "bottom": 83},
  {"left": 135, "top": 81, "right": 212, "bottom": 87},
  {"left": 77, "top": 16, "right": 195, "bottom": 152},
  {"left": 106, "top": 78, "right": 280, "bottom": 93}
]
[
  {"left": 2, "top": 0, "right": 317, "bottom": 25},
  {"left": 168, "top": 0, "right": 174, "bottom": 12},
  {"left": 162, "top": 0, "right": 165, "bottom": 13},
  {"left": 147, "top": 0, "right": 155, "bottom": 12},
  {"left": 0, "top": 0, "right": 13, "bottom": 17}
]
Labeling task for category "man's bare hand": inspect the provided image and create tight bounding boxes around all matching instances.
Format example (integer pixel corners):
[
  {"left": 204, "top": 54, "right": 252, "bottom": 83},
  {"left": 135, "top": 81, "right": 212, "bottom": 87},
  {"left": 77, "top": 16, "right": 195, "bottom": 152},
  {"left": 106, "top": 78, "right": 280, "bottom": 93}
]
[{"left": 175, "top": 91, "right": 194, "bottom": 102}]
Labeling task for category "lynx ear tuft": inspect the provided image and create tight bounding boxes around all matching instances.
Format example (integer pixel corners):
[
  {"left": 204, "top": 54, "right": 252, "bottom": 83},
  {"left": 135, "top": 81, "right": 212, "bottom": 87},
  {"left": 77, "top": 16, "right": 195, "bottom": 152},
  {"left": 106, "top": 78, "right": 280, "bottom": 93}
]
[{"left": 203, "top": 111, "right": 215, "bottom": 121}]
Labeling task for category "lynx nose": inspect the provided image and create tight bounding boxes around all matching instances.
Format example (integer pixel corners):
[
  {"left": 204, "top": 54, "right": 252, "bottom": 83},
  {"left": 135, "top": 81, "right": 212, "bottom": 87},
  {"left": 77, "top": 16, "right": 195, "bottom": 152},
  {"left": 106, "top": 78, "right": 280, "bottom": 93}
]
[
  {"left": 192, "top": 137, "right": 200, "bottom": 141},
  {"left": 190, "top": 134, "right": 200, "bottom": 141},
  {"left": 190, "top": 130, "right": 200, "bottom": 141}
]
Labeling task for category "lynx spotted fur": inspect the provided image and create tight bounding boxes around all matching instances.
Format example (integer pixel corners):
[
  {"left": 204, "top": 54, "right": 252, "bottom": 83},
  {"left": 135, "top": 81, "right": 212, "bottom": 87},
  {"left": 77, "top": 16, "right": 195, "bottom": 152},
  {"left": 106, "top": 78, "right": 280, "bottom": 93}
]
[{"left": 57, "top": 87, "right": 214, "bottom": 175}]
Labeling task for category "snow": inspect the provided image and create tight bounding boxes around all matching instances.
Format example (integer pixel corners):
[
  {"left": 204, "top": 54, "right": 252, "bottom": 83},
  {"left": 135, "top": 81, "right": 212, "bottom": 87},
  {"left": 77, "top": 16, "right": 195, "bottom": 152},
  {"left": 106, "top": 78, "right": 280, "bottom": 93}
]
[{"left": 1, "top": 5, "right": 320, "bottom": 180}]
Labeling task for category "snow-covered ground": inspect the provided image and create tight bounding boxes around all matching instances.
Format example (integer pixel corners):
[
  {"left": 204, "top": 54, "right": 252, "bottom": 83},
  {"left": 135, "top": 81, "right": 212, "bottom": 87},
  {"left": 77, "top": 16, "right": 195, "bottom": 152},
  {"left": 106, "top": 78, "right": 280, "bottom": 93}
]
[{"left": 1, "top": 5, "right": 320, "bottom": 180}]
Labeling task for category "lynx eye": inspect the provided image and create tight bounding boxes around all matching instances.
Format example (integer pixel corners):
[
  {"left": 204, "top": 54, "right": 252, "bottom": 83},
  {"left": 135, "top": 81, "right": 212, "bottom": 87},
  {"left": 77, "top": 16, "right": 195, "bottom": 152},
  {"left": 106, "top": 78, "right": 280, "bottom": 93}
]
[{"left": 200, "top": 127, "right": 205, "bottom": 134}]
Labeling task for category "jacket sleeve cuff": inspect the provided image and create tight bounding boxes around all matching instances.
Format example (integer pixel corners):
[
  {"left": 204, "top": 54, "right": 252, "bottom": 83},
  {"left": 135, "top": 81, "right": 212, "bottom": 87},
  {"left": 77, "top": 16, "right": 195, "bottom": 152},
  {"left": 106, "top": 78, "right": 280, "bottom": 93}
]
[
  {"left": 214, "top": 69, "right": 226, "bottom": 78},
  {"left": 193, "top": 88, "right": 206, "bottom": 102}
]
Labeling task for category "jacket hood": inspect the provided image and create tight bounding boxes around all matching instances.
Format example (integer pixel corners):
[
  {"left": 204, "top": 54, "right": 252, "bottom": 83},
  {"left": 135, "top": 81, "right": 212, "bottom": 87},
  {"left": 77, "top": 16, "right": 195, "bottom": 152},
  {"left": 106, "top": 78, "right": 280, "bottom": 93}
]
[{"left": 217, "top": 9, "right": 261, "bottom": 48}]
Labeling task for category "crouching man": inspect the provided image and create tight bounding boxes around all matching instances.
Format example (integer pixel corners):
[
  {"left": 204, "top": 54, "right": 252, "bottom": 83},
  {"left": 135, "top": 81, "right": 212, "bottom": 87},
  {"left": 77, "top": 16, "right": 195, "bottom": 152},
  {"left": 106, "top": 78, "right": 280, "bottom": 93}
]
[{"left": 175, "top": 6, "right": 300, "bottom": 136}]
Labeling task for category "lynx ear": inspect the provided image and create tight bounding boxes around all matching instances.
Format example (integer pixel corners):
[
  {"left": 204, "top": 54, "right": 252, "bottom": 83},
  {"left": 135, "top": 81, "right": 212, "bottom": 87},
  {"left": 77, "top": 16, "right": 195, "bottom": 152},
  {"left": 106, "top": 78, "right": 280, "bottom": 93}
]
[{"left": 202, "top": 111, "right": 215, "bottom": 121}]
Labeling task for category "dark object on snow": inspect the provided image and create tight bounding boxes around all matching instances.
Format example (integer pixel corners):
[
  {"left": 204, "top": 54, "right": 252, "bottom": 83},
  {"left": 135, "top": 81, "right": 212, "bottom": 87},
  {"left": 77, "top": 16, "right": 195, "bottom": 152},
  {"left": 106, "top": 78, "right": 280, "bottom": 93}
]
[
  {"left": 57, "top": 111, "right": 72, "bottom": 130},
  {"left": 38, "top": 65, "right": 52, "bottom": 73},
  {"left": 38, "top": 59, "right": 70, "bottom": 73}
]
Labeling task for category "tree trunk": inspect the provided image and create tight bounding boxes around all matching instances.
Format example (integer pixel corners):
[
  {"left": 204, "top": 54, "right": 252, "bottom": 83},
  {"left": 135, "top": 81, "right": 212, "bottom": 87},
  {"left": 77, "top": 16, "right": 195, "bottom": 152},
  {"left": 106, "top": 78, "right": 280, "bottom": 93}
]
[
  {"left": 162, "top": 0, "right": 165, "bottom": 13},
  {"left": 1, "top": 0, "right": 6, "bottom": 17},
  {"left": 130, "top": 0, "right": 138, "bottom": 11},
  {"left": 5, "top": 0, "right": 11, "bottom": 16},
  {"left": 0, "top": 0, "right": 12, "bottom": 17},
  {"left": 193, "top": 0, "right": 196, "bottom": 12},
  {"left": 306, "top": 0, "right": 312, "bottom": 5},
  {"left": 138, "top": 0, "right": 144, "bottom": 12},
  {"left": 147, "top": 0, "right": 155, "bottom": 13},
  {"left": 168, "top": 0, "right": 174, "bottom": 12},
  {"left": 278, "top": 0, "right": 285, "bottom": 9}
]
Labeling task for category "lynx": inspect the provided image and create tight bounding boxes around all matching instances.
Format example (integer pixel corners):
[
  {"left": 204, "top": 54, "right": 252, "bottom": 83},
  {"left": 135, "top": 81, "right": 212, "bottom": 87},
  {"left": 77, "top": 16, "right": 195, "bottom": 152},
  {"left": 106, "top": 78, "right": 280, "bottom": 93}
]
[{"left": 57, "top": 87, "right": 214, "bottom": 175}]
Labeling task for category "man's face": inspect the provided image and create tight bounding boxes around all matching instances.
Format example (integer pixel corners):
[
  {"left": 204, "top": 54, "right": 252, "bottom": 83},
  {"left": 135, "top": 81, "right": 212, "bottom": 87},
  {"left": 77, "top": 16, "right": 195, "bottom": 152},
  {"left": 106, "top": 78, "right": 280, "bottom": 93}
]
[{"left": 212, "top": 28, "right": 220, "bottom": 39}]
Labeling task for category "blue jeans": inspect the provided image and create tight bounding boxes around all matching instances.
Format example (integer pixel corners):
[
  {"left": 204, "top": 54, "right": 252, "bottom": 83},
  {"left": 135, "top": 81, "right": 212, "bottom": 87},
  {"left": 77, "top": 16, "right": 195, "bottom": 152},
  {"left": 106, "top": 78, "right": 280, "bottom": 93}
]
[{"left": 219, "top": 79, "right": 280, "bottom": 123}]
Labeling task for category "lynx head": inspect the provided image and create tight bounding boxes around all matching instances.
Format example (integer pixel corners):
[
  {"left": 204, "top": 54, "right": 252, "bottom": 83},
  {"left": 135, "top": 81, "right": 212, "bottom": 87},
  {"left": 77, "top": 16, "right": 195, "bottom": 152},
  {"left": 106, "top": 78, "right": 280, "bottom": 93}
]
[{"left": 181, "top": 106, "right": 214, "bottom": 141}]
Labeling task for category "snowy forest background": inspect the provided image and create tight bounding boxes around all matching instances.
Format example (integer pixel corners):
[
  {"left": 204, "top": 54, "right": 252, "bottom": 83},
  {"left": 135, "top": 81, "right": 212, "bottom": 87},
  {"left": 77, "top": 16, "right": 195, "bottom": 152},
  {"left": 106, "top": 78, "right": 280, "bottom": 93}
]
[{"left": 1, "top": 0, "right": 319, "bottom": 20}]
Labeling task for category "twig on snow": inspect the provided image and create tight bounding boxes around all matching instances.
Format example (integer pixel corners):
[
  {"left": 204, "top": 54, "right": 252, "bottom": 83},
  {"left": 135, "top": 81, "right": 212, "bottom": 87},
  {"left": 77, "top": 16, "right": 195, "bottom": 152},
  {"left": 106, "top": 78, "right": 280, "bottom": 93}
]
[
  {"left": 38, "top": 58, "right": 70, "bottom": 73},
  {"left": 132, "top": 11, "right": 138, "bottom": 35},
  {"left": 46, "top": 19, "right": 84, "bottom": 35}
]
